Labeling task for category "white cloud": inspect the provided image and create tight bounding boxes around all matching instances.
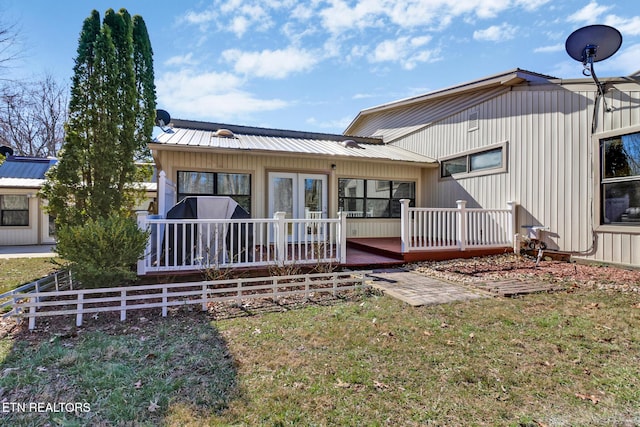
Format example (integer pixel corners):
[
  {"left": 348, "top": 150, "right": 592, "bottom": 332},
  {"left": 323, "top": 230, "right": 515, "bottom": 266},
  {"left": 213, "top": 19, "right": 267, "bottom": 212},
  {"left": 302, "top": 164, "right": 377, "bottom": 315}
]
[
  {"left": 534, "top": 43, "right": 564, "bottom": 53},
  {"left": 164, "top": 53, "right": 197, "bottom": 67},
  {"left": 604, "top": 15, "right": 640, "bottom": 37},
  {"left": 370, "top": 36, "right": 438, "bottom": 69},
  {"left": 598, "top": 43, "right": 640, "bottom": 76},
  {"left": 567, "top": 1, "right": 612, "bottom": 24},
  {"left": 473, "top": 23, "right": 517, "bottom": 42},
  {"left": 155, "top": 69, "right": 288, "bottom": 121},
  {"left": 306, "top": 115, "right": 353, "bottom": 131},
  {"left": 222, "top": 47, "right": 320, "bottom": 79}
]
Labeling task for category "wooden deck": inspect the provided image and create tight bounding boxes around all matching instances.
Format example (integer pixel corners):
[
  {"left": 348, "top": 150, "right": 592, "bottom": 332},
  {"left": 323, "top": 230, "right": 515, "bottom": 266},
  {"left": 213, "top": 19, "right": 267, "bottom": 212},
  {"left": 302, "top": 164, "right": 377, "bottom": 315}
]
[{"left": 346, "top": 237, "right": 513, "bottom": 265}]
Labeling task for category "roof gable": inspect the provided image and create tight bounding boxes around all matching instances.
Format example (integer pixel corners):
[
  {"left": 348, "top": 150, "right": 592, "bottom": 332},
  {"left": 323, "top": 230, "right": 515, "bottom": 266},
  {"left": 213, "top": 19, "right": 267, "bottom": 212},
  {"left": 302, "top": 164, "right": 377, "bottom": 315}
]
[{"left": 344, "top": 68, "right": 557, "bottom": 141}]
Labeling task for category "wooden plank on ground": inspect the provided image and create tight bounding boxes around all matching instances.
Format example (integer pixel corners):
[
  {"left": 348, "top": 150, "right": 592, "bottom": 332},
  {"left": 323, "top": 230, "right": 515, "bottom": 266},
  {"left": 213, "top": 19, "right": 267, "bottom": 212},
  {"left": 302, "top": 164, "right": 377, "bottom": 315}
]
[{"left": 475, "top": 279, "right": 565, "bottom": 297}]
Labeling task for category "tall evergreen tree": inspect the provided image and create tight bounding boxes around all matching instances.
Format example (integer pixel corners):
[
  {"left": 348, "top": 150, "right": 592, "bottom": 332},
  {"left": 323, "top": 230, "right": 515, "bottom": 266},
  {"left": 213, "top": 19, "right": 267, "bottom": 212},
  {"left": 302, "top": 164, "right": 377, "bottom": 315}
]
[
  {"left": 43, "top": 8, "right": 156, "bottom": 227},
  {"left": 132, "top": 14, "right": 156, "bottom": 160}
]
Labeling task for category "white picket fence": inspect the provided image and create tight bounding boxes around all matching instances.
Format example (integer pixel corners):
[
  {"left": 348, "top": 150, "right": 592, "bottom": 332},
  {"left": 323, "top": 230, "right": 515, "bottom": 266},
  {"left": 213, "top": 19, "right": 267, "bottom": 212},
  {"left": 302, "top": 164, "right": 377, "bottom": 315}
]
[
  {"left": 400, "top": 200, "right": 516, "bottom": 252},
  {"left": 13, "top": 270, "right": 371, "bottom": 330},
  {"left": 136, "top": 211, "right": 348, "bottom": 275}
]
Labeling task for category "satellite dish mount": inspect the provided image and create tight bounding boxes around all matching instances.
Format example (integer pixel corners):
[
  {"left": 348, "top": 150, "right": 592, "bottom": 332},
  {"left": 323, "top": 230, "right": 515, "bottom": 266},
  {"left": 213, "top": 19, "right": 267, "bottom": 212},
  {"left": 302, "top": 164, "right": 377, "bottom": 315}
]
[{"left": 565, "top": 25, "right": 622, "bottom": 116}]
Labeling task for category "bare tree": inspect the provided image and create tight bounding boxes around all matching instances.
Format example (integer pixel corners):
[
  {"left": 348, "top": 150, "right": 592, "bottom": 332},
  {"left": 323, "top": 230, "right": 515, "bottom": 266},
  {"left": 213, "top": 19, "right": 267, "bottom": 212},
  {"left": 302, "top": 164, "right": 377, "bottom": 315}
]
[{"left": 0, "top": 74, "right": 68, "bottom": 157}]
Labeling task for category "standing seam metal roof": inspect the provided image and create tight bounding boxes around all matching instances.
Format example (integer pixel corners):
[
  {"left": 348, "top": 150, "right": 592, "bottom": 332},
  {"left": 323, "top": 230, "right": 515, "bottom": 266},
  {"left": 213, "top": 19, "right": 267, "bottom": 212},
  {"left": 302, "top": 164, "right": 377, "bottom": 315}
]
[{"left": 153, "top": 124, "right": 437, "bottom": 165}]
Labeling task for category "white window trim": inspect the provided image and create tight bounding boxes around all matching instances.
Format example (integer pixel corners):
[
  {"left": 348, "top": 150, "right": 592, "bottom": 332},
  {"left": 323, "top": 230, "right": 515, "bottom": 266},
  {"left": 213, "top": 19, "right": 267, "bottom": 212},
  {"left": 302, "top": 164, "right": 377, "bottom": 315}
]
[
  {"left": 439, "top": 141, "right": 508, "bottom": 180},
  {"left": 593, "top": 124, "right": 640, "bottom": 233}
]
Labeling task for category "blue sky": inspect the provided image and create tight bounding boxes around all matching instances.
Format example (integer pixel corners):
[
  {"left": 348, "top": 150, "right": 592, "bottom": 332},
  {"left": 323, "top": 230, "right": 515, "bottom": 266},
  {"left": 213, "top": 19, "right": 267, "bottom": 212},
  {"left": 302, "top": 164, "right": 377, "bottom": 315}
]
[{"left": 3, "top": 0, "right": 639, "bottom": 134}]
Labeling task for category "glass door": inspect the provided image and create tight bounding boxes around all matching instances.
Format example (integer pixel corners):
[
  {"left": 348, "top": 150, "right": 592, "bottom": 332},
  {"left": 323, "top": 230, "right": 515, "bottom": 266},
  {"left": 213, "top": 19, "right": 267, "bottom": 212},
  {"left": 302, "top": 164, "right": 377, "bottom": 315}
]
[{"left": 268, "top": 172, "right": 327, "bottom": 240}]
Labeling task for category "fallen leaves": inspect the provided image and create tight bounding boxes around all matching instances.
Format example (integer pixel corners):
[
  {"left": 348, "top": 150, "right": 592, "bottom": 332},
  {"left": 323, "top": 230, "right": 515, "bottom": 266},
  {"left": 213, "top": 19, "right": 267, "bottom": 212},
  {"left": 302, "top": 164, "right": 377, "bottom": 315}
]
[
  {"left": 148, "top": 400, "right": 160, "bottom": 412},
  {"left": 575, "top": 392, "right": 600, "bottom": 404}
]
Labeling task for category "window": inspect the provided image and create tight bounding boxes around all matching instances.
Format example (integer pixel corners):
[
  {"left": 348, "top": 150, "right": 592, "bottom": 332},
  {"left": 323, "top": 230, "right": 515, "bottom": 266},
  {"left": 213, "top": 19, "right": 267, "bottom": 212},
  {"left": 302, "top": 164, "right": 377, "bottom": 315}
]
[
  {"left": 177, "top": 171, "right": 251, "bottom": 213},
  {"left": 1, "top": 195, "right": 29, "bottom": 226},
  {"left": 601, "top": 131, "right": 640, "bottom": 225},
  {"left": 338, "top": 179, "right": 415, "bottom": 218},
  {"left": 441, "top": 144, "right": 506, "bottom": 178}
]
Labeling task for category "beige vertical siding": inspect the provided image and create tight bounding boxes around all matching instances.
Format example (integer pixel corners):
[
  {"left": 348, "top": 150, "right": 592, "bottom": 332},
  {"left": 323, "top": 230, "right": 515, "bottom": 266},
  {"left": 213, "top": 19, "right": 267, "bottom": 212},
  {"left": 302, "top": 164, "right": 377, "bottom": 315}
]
[
  {"left": 388, "top": 80, "right": 640, "bottom": 266},
  {"left": 154, "top": 149, "right": 425, "bottom": 238},
  {"left": 0, "top": 189, "right": 42, "bottom": 245}
]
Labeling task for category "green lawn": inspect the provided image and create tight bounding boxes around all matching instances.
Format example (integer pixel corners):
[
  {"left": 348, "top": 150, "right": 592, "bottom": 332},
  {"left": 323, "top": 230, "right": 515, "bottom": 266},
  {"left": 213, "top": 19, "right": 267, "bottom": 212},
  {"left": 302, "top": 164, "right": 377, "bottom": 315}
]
[
  {"left": 0, "top": 257, "right": 62, "bottom": 294},
  {"left": 1, "top": 285, "right": 639, "bottom": 426}
]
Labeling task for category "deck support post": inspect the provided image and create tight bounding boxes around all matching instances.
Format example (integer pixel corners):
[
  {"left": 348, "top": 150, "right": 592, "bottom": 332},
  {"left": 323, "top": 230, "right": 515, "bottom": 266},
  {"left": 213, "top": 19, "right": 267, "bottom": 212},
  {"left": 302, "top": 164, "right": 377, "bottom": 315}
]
[{"left": 456, "top": 200, "right": 467, "bottom": 251}]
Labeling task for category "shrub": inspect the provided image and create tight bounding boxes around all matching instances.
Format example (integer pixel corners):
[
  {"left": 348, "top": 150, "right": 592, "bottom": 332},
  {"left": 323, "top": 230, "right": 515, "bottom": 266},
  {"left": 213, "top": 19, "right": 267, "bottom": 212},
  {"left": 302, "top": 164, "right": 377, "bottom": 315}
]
[{"left": 55, "top": 214, "right": 149, "bottom": 288}]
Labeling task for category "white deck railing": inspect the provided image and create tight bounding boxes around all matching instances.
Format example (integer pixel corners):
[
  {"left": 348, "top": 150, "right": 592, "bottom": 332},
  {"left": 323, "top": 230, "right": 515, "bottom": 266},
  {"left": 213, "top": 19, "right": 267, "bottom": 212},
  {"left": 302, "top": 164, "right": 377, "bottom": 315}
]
[
  {"left": 400, "top": 200, "right": 516, "bottom": 253},
  {"left": 136, "top": 211, "right": 347, "bottom": 275}
]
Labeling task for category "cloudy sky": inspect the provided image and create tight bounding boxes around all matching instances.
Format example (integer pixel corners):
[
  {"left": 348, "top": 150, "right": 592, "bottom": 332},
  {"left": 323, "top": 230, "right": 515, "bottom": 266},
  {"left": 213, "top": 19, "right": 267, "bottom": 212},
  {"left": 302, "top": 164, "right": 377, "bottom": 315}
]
[{"left": 4, "top": 0, "right": 639, "bottom": 134}]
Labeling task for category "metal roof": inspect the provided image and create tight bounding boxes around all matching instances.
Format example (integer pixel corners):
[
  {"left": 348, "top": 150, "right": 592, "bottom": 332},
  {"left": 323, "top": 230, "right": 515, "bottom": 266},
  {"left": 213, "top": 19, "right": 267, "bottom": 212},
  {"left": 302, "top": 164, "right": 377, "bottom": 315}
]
[
  {"left": 152, "top": 120, "right": 437, "bottom": 166},
  {"left": 0, "top": 156, "right": 56, "bottom": 179}
]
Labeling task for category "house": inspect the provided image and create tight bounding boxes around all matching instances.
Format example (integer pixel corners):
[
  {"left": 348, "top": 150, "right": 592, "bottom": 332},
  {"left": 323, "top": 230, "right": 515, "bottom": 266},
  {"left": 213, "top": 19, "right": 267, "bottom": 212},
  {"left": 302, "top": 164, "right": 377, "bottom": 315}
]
[
  {"left": 150, "top": 120, "right": 437, "bottom": 239},
  {"left": 0, "top": 156, "right": 157, "bottom": 247},
  {"left": 0, "top": 156, "right": 57, "bottom": 245},
  {"left": 345, "top": 68, "right": 640, "bottom": 268}
]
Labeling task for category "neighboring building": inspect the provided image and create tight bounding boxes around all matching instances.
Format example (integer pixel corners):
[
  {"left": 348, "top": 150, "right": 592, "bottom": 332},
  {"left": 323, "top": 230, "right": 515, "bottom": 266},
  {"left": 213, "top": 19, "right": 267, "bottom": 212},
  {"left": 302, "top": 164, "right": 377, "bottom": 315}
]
[
  {"left": 345, "top": 68, "right": 640, "bottom": 267},
  {"left": 150, "top": 120, "right": 437, "bottom": 239},
  {"left": 0, "top": 156, "right": 157, "bottom": 246},
  {"left": 0, "top": 156, "right": 57, "bottom": 245}
]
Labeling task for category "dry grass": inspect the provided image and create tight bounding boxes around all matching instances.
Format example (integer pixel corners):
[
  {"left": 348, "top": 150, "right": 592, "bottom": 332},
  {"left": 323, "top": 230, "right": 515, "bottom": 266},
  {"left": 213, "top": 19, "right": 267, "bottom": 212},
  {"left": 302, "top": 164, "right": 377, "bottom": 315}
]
[
  {"left": 1, "top": 255, "right": 640, "bottom": 426},
  {"left": 0, "top": 257, "right": 62, "bottom": 294}
]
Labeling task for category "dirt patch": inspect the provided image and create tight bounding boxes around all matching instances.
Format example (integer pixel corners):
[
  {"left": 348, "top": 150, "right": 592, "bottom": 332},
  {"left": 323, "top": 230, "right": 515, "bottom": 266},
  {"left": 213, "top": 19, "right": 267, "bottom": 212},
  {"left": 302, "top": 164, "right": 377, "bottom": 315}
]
[{"left": 408, "top": 253, "right": 640, "bottom": 293}]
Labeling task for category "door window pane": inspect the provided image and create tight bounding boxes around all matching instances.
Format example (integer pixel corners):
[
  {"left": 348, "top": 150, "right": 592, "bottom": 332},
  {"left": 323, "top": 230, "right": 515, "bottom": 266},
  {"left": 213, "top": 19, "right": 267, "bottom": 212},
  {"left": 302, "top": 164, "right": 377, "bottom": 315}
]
[
  {"left": 304, "top": 178, "right": 323, "bottom": 213},
  {"left": 273, "top": 177, "right": 294, "bottom": 219}
]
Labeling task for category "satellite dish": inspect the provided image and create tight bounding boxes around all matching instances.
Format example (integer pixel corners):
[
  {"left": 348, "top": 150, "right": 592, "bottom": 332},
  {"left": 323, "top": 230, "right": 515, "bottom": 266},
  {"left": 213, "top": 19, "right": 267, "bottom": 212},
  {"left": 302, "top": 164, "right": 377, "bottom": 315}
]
[
  {"left": 565, "top": 25, "right": 622, "bottom": 65},
  {"left": 0, "top": 146, "right": 14, "bottom": 157},
  {"left": 155, "top": 109, "right": 171, "bottom": 131},
  {"left": 565, "top": 25, "right": 622, "bottom": 119}
]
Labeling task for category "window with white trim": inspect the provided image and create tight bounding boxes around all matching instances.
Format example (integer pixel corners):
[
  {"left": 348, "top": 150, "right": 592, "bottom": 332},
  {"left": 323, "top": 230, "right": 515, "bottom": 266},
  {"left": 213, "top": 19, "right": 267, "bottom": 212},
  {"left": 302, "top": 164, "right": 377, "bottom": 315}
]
[
  {"left": 0, "top": 195, "right": 29, "bottom": 226},
  {"left": 601, "top": 131, "right": 640, "bottom": 225}
]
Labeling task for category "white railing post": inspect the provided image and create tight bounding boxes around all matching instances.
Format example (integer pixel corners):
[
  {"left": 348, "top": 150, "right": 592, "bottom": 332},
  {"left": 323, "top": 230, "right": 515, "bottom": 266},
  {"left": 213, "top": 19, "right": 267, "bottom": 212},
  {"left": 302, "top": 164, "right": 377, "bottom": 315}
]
[
  {"left": 507, "top": 201, "right": 517, "bottom": 253},
  {"left": 338, "top": 211, "right": 347, "bottom": 264},
  {"left": 400, "top": 199, "right": 410, "bottom": 253},
  {"left": 456, "top": 200, "right": 467, "bottom": 251},
  {"left": 158, "top": 170, "right": 167, "bottom": 217},
  {"left": 274, "top": 212, "right": 287, "bottom": 266},
  {"left": 136, "top": 210, "right": 149, "bottom": 276}
]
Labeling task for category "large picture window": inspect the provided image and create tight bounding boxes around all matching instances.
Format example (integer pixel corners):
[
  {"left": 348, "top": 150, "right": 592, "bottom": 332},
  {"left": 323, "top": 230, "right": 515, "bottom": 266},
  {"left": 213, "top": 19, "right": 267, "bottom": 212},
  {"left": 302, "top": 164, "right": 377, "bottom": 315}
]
[
  {"left": 1, "top": 195, "right": 29, "bottom": 226},
  {"left": 177, "top": 171, "right": 251, "bottom": 213},
  {"left": 601, "top": 131, "right": 640, "bottom": 225},
  {"left": 338, "top": 179, "right": 415, "bottom": 218},
  {"left": 441, "top": 144, "right": 505, "bottom": 178}
]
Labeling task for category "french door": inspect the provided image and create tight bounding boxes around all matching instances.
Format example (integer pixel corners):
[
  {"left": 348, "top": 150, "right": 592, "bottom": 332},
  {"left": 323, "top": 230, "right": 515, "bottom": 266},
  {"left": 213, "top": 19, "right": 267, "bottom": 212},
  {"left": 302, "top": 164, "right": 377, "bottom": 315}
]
[{"left": 268, "top": 172, "right": 328, "bottom": 239}]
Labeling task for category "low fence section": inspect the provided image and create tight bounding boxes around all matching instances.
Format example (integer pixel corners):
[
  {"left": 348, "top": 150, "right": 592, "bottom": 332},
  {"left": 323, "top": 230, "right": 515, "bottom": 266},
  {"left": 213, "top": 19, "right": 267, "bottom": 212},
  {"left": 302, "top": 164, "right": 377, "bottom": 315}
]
[
  {"left": 13, "top": 270, "right": 371, "bottom": 330},
  {"left": 1, "top": 270, "right": 73, "bottom": 318}
]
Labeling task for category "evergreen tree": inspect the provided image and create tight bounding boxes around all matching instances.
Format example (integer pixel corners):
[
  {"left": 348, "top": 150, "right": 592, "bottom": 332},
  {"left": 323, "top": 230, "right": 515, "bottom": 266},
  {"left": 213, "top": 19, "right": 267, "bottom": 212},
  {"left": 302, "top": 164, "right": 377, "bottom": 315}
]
[{"left": 42, "top": 8, "right": 156, "bottom": 227}]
